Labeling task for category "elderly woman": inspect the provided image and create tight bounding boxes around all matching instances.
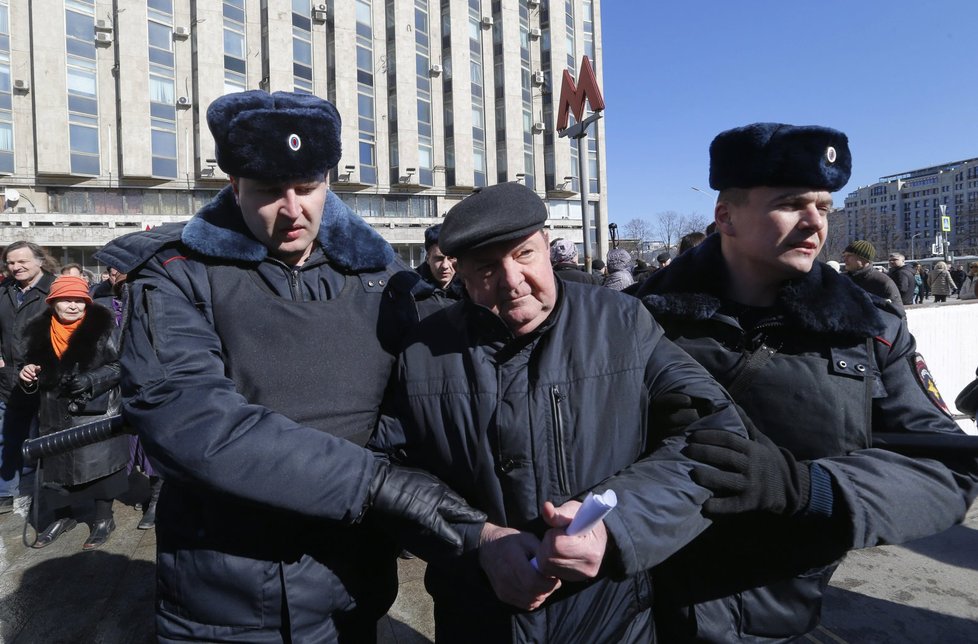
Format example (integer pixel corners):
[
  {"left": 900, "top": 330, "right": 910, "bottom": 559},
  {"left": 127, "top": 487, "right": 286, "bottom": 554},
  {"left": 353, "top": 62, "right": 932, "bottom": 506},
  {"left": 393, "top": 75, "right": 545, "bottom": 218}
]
[
  {"left": 927, "top": 261, "right": 956, "bottom": 303},
  {"left": 958, "top": 262, "right": 978, "bottom": 301},
  {"left": 603, "top": 248, "right": 635, "bottom": 291},
  {"left": 19, "top": 275, "right": 128, "bottom": 549}
]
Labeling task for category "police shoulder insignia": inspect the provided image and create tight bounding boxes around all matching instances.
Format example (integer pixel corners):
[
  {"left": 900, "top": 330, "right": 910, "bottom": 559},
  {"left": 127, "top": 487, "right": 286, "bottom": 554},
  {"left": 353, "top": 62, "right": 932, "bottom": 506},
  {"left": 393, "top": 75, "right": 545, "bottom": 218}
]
[{"left": 910, "top": 353, "right": 952, "bottom": 417}]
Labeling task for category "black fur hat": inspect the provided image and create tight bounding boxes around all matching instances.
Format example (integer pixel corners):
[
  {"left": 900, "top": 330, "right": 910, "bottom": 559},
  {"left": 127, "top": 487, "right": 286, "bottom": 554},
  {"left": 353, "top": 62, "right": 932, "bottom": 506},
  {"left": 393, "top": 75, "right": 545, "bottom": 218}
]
[
  {"left": 709, "top": 123, "right": 851, "bottom": 192},
  {"left": 207, "top": 90, "right": 342, "bottom": 180}
]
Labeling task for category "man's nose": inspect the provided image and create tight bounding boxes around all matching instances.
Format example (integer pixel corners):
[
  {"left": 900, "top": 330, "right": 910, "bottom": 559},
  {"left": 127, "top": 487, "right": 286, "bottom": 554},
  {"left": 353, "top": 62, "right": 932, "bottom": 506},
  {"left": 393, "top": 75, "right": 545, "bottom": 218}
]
[
  {"left": 280, "top": 189, "right": 301, "bottom": 218},
  {"left": 499, "top": 260, "right": 523, "bottom": 290},
  {"left": 800, "top": 203, "right": 825, "bottom": 229}
]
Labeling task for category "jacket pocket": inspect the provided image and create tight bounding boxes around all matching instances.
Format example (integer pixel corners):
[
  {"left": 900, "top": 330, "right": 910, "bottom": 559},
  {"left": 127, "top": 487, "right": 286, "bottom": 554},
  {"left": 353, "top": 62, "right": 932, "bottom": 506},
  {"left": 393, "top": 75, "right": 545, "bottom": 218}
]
[
  {"left": 550, "top": 385, "right": 569, "bottom": 495},
  {"left": 739, "top": 565, "right": 834, "bottom": 638}
]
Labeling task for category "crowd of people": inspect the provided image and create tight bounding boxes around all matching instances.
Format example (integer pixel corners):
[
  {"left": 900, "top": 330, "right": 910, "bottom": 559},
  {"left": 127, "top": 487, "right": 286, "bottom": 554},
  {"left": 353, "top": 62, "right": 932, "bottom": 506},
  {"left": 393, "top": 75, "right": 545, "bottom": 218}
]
[{"left": 0, "top": 91, "right": 977, "bottom": 644}]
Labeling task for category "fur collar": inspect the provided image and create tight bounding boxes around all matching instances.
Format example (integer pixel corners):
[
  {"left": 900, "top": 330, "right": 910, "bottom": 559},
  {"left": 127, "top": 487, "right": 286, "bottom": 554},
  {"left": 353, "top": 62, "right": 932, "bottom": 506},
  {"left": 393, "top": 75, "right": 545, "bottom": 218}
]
[
  {"left": 181, "top": 185, "right": 395, "bottom": 271},
  {"left": 640, "top": 233, "right": 887, "bottom": 338},
  {"left": 24, "top": 304, "right": 115, "bottom": 389}
]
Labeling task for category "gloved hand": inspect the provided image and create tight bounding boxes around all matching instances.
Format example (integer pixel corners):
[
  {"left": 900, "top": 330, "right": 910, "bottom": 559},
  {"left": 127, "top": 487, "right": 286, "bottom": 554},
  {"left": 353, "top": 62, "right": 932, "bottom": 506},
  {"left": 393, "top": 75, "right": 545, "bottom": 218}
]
[
  {"left": 683, "top": 429, "right": 811, "bottom": 517},
  {"left": 650, "top": 393, "right": 715, "bottom": 438},
  {"left": 365, "top": 462, "right": 486, "bottom": 557},
  {"left": 63, "top": 373, "right": 94, "bottom": 398}
]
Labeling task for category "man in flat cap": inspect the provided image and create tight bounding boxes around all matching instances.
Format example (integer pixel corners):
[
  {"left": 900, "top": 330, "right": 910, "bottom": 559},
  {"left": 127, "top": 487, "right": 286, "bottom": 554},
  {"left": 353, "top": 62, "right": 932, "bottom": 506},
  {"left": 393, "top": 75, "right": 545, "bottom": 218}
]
[
  {"left": 95, "top": 90, "right": 484, "bottom": 642},
  {"left": 371, "top": 182, "right": 753, "bottom": 642},
  {"left": 842, "top": 239, "right": 904, "bottom": 315},
  {"left": 637, "top": 123, "right": 978, "bottom": 642}
]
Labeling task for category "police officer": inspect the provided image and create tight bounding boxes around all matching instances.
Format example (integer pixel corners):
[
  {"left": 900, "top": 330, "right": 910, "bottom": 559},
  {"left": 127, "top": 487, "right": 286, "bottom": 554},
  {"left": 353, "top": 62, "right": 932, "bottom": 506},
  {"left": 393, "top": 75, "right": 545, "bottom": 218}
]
[
  {"left": 95, "top": 91, "right": 484, "bottom": 642},
  {"left": 637, "top": 123, "right": 978, "bottom": 642}
]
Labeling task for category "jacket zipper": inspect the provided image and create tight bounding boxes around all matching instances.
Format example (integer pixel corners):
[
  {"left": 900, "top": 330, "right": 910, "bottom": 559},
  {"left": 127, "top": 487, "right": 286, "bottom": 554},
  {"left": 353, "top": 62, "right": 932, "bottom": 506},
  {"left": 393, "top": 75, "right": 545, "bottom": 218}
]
[
  {"left": 550, "top": 385, "right": 569, "bottom": 495},
  {"left": 288, "top": 269, "right": 300, "bottom": 300}
]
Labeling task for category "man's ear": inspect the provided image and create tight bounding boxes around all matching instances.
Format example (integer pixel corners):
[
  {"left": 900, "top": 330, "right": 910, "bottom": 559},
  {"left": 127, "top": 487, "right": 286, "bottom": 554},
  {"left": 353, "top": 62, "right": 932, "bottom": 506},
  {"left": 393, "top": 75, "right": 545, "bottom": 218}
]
[
  {"left": 229, "top": 176, "right": 240, "bottom": 202},
  {"left": 715, "top": 201, "right": 734, "bottom": 236}
]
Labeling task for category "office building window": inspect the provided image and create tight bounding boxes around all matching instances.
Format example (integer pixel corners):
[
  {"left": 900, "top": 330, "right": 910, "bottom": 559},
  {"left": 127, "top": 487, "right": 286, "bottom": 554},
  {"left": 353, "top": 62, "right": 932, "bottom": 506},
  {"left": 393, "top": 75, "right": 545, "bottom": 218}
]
[
  {"left": 441, "top": 0, "right": 456, "bottom": 186},
  {"left": 224, "top": 0, "right": 247, "bottom": 92},
  {"left": 292, "top": 0, "right": 313, "bottom": 93},
  {"left": 0, "top": 1, "right": 12, "bottom": 173},
  {"left": 148, "top": 2, "right": 177, "bottom": 178},
  {"left": 415, "top": 0, "right": 433, "bottom": 186},
  {"left": 519, "top": 1, "right": 535, "bottom": 190},
  {"left": 66, "top": 0, "right": 99, "bottom": 175},
  {"left": 357, "top": 0, "right": 377, "bottom": 184},
  {"left": 469, "top": 0, "right": 487, "bottom": 187}
]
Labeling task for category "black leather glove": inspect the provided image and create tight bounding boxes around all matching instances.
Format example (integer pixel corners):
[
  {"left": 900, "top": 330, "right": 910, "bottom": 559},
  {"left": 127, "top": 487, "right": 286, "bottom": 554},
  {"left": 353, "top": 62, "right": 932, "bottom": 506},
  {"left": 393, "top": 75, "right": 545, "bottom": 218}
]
[
  {"left": 650, "top": 393, "right": 716, "bottom": 438},
  {"left": 365, "top": 462, "right": 486, "bottom": 557},
  {"left": 683, "top": 429, "right": 811, "bottom": 517},
  {"left": 63, "top": 373, "right": 94, "bottom": 398}
]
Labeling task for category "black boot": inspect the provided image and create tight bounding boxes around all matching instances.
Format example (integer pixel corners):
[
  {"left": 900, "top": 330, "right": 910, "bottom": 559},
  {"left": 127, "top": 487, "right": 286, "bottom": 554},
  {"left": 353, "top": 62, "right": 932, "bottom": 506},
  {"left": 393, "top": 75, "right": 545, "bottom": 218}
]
[
  {"left": 83, "top": 518, "right": 115, "bottom": 550},
  {"left": 138, "top": 477, "right": 162, "bottom": 530},
  {"left": 34, "top": 517, "right": 77, "bottom": 548}
]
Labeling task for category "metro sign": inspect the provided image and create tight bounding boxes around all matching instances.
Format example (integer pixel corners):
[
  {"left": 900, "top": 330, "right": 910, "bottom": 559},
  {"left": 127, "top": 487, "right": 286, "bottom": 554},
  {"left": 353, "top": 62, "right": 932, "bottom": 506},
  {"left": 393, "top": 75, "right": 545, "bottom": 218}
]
[{"left": 556, "top": 56, "right": 605, "bottom": 132}]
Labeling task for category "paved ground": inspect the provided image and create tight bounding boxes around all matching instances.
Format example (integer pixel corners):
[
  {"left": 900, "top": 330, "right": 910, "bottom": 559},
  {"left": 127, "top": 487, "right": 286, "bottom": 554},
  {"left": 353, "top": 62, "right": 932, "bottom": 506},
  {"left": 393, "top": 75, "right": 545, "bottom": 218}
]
[{"left": 0, "top": 473, "right": 975, "bottom": 643}]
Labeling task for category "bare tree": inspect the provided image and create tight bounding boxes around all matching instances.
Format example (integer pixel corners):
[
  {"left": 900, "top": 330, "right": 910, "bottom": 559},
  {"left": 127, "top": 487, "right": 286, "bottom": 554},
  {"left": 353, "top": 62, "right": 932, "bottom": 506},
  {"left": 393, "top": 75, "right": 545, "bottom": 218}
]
[
  {"left": 622, "top": 218, "right": 655, "bottom": 245},
  {"left": 654, "top": 211, "right": 684, "bottom": 249},
  {"left": 680, "top": 213, "right": 711, "bottom": 237}
]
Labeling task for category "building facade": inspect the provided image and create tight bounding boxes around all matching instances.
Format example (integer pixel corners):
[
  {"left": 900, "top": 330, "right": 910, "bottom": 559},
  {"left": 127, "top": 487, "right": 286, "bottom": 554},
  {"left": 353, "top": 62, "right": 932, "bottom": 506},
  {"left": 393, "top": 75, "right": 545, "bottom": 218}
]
[
  {"left": 0, "top": 0, "right": 606, "bottom": 268},
  {"left": 835, "top": 158, "right": 978, "bottom": 262}
]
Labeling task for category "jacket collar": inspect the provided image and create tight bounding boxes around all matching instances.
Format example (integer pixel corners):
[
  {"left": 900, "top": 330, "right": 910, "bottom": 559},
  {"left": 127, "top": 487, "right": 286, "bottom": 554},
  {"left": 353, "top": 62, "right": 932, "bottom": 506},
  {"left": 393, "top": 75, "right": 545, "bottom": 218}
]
[
  {"left": 640, "top": 233, "right": 887, "bottom": 338},
  {"left": 181, "top": 185, "right": 394, "bottom": 271}
]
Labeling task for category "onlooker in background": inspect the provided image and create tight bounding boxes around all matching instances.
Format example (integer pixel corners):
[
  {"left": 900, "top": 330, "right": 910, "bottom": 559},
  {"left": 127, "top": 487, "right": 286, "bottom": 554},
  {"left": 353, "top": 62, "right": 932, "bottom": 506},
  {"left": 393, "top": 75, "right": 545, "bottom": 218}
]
[
  {"left": 928, "top": 261, "right": 956, "bottom": 303},
  {"left": 912, "top": 263, "right": 925, "bottom": 304},
  {"left": 920, "top": 263, "right": 931, "bottom": 300},
  {"left": 0, "top": 241, "right": 58, "bottom": 513},
  {"left": 887, "top": 252, "right": 916, "bottom": 305},
  {"left": 60, "top": 263, "right": 86, "bottom": 280},
  {"left": 415, "top": 224, "right": 463, "bottom": 308},
  {"left": 91, "top": 266, "right": 125, "bottom": 300},
  {"left": 957, "top": 262, "right": 978, "bottom": 300},
  {"left": 19, "top": 276, "right": 128, "bottom": 549},
  {"left": 632, "top": 258, "right": 655, "bottom": 285},
  {"left": 657, "top": 251, "right": 672, "bottom": 269},
  {"left": 590, "top": 258, "right": 605, "bottom": 280},
  {"left": 841, "top": 240, "right": 903, "bottom": 316},
  {"left": 603, "top": 248, "right": 634, "bottom": 291},
  {"left": 550, "top": 239, "right": 601, "bottom": 284},
  {"left": 678, "top": 231, "right": 706, "bottom": 255},
  {"left": 950, "top": 264, "right": 966, "bottom": 295}
]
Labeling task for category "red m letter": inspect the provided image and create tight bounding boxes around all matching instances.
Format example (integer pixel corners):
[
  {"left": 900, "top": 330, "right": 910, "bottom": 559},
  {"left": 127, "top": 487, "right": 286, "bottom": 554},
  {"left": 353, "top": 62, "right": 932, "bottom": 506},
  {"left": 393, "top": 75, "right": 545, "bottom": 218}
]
[{"left": 556, "top": 56, "right": 605, "bottom": 132}]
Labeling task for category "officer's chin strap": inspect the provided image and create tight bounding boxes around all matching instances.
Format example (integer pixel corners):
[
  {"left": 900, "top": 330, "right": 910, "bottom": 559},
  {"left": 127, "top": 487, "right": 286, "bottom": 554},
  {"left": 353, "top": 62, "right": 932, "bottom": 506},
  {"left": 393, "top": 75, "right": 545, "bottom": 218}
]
[{"left": 22, "top": 459, "right": 41, "bottom": 548}]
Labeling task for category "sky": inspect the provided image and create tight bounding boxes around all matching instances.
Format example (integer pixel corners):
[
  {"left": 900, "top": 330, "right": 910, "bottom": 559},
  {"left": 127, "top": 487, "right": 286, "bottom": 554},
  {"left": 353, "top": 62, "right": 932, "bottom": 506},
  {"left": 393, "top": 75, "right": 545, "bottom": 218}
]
[{"left": 599, "top": 0, "right": 978, "bottom": 226}]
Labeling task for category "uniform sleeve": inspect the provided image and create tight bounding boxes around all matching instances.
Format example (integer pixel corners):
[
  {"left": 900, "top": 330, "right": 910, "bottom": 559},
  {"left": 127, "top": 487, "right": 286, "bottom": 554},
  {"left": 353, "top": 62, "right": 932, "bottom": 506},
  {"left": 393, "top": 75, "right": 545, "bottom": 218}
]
[
  {"left": 814, "top": 316, "right": 978, "bottom": 549},
  {"left": 596, "top": 314, "right": 749, "bottom": 577},
  {"left": 120, "top": 254, "right": 380, "bottom": 524}
]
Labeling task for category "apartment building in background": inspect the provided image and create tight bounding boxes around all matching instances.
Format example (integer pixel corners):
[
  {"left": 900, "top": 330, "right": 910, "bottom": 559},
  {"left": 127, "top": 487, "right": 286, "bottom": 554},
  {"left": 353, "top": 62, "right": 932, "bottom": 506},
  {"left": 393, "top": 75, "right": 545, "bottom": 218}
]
[{"left": 0, "top": 0, "right": 606, "bottom": 268}]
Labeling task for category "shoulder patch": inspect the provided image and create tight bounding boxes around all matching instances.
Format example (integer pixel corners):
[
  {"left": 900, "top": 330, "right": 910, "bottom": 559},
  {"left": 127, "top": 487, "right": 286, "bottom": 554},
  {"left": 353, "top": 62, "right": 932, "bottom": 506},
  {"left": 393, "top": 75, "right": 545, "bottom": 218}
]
[{"left": 910, "top": 353, "right": 953, "bottom": 418}]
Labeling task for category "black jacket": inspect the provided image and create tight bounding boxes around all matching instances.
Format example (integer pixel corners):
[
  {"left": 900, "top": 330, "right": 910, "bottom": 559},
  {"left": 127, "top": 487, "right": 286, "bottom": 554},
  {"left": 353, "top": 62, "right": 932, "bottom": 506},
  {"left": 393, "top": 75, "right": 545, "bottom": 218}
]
[
  {"left": 0, "top": 272, "right": 56, "bottom": 401},
  {"left": 552, "top": 262, "right": 602, "bottom": 285},
  {"left": 888, "top": 264, "right": 917, "bottom": 304},
  {"left": 22, "top": 304, "right": 127, "bottom": 486},
  {"left": 847, "top": 264, "right": 904, "bottom": 316},
  {"left": 637, "top": 235, "right": 978, "bottom": 642},
  {"left": 95, "top": 187, "right": 421, "bottom": 641},
  {"left": 373, "top": 281, "right": 750, "bottom": 643}
]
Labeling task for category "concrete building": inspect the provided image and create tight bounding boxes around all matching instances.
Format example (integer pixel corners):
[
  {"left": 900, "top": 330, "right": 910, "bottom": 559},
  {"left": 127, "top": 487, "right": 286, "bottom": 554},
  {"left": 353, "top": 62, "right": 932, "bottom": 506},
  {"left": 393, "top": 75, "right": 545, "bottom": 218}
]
[
  {"left": 837, "top": 158, "right": 978, "bottom": 261},
  {"left": 0, "top": 0, "right": 606, "bottom": 268}
]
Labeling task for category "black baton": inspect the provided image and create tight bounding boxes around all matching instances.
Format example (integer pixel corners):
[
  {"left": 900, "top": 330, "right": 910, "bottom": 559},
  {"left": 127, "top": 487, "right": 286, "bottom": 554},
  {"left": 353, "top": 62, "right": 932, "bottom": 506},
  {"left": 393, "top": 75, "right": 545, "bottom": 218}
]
[
  {"left": 872, "top": 432, "right": 978, "bottom": 457},
  {"left": 22, "top": 415, "right": 132, "bottom": 464}
]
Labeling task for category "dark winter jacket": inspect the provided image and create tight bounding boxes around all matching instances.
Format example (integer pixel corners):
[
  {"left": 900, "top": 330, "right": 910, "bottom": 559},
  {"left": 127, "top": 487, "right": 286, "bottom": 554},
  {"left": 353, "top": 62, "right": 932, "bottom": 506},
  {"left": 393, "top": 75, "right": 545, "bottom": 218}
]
[
  {"left": 637, "top": 235, "right": 978, "bottom": 643},
  {"left": 847, "top": 264, "right": 904, "bottom": 316},
  {"left": 888, "top": 264, "right": 917, "bottom": 304},
  {"left": 21, "top": 304, "right": 127, "bottom": 486},
  {"left": 552, "top": 261, "right": 602, "bottom": 285},
  {"left": 372, "top": 280, "right": 751, "bottom": 643},
  {"left": 0, "top": 272, "right": 56, "bottom": 401},
  {"left": 94, "top": 186, "right": 422, "bottom": 641}
]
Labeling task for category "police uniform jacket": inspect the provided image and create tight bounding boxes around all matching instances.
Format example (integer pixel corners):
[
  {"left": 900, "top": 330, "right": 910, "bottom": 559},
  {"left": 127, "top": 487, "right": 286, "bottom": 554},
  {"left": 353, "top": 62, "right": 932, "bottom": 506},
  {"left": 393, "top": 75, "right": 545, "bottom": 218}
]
[
  {"left": 637, "top": 234, "right": 978, "bottom": 643},
  {"left": 21, "top": 304, "right": 127, "bottom": 486},
  {"left": 94, "top": 186, "right": 420, "bottom": 642},
  {"left": 372, "top": 280, "right": 751, "bottom": 643}
]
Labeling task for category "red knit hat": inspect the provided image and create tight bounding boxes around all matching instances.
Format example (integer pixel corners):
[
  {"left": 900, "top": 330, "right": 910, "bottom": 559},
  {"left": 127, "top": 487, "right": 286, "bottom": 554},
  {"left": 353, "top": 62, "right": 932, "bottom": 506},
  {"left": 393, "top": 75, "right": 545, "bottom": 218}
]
[{"left": 46, "top": 275, "right": 92, "bottom": 304}]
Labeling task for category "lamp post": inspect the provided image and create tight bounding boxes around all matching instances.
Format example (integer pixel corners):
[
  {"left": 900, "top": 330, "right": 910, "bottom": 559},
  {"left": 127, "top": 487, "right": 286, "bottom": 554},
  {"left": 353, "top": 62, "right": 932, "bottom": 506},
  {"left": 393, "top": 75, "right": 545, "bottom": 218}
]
[
  {"left": 690, "top": 186, "right": 715, "bottom": 201},
  {"left": 910, "top": 232, "right": 922, "bottom": 261}
]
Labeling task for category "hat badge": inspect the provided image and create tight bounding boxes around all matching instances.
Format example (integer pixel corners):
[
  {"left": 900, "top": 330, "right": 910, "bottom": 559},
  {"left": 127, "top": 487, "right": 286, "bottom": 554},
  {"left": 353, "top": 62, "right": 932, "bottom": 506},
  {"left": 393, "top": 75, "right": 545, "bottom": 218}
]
[
  {"left": 825, "top": 146, "right": 837, "bottom": 164},
  {"left": 288, "top": 134, "right": 301, "bottom": 152}
]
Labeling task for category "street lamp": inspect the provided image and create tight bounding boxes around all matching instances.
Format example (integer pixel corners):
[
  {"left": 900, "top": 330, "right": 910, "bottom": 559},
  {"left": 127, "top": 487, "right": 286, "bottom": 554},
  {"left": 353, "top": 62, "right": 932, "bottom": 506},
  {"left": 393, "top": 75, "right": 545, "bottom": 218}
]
[
  {"left": 910, "top": 232, "right": 922, "bottom": 261},
  {"left": 690, "top": 186, "right": 715, "bottom": 201}
]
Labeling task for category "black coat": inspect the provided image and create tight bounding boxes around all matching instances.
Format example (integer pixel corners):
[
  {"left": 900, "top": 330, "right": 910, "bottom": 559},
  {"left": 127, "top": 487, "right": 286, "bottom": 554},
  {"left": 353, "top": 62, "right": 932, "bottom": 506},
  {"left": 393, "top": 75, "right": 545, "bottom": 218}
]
[
  {"left": 0, "top": 272, "right": 56, "bottom": 401},
  {"left": 637, "top": 235, "right": 978, "bottom": 642},
  {"left": 847, "top": 264, "right": 904, "bottom": 316},
  {"left": 373, "top": 281, "right": 751, "bottom": 643},
  {"left": 22, "top": 304, "right": 127, "bottom": 486},
  {"left": 552, "top": 261, "right": 602, "bottom": 285},
  {"left": 888, "top": 264, "right": 917, "bottom": 304}
]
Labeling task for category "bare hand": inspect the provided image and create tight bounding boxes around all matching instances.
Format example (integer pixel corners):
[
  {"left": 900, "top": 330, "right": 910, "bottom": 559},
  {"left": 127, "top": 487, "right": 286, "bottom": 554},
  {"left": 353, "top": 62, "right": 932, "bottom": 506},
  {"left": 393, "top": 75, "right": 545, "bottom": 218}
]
[
  {"left": 478, "top": 522, "right": 560, "bottom": 611},
  {"left": 19, "top": 364, "right": 40, "bottom": 384},
  {"left": 536, "top": 500, "right": 608, "bottom": 581}
]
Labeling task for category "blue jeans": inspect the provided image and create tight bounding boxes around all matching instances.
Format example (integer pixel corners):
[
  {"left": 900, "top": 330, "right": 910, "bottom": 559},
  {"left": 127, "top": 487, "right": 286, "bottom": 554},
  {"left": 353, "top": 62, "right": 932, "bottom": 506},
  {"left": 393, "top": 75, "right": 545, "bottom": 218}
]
[{"left": 0, "top": 397, "right": 39, "bottom": 497}]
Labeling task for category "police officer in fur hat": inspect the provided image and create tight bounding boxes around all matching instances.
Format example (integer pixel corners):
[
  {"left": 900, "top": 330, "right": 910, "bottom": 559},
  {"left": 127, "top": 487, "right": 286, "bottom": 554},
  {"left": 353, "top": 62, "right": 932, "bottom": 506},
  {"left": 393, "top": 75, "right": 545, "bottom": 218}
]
[
  {"left": 637, "top": 123, "right": 978, "bottom": 642},
  {"left": 95, "top": 91, "right": 484, "bottom": 642}
]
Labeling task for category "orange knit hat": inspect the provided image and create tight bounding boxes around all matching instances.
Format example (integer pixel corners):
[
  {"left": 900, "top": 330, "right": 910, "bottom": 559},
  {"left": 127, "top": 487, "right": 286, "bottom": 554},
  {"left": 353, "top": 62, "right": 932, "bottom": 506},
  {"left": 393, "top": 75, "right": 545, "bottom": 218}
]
[{"left": 46, "top": 275, "right": 93, "bottom": 304}]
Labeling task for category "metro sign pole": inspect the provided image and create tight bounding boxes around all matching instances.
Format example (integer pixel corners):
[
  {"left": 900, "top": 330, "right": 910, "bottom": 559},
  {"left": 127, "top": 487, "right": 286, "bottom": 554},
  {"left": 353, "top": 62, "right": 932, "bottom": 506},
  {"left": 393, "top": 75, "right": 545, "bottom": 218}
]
[{"left": 556, "top": 56, "right": 605, "bottom": 271}]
